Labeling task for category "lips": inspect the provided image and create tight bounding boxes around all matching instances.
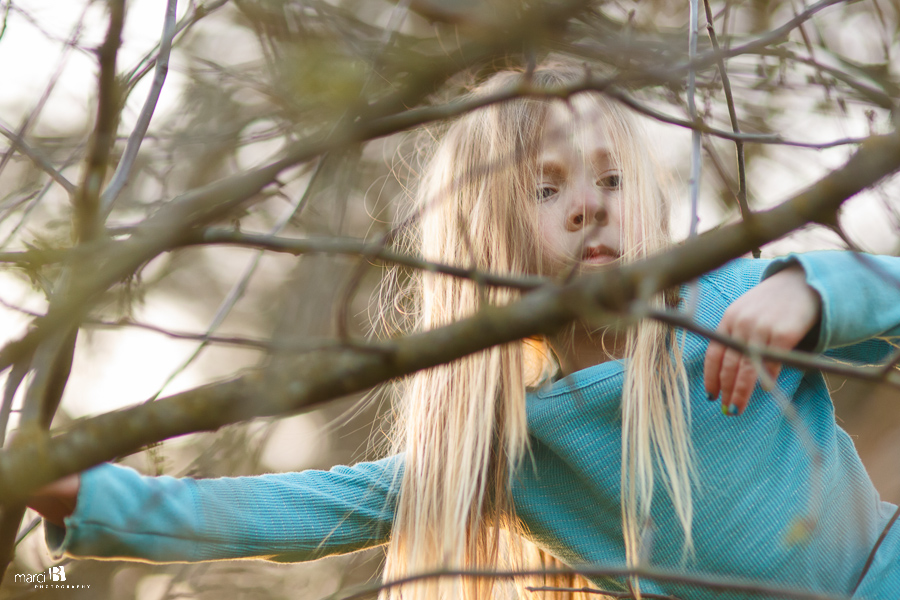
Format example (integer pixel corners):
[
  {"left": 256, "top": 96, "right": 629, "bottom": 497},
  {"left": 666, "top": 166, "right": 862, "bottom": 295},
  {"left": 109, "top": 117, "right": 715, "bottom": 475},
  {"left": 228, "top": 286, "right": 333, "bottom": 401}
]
[{"left": 581, "top": 245, "right": 618, "bottom": 263}]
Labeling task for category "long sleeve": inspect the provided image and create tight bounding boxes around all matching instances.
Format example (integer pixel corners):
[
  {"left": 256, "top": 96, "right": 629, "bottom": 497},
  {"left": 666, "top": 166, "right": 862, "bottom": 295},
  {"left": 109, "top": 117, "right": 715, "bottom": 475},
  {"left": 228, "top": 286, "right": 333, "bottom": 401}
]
[
  {"left": 46, "top": 456, "right": 402, "bottom": 563},
  {"left": 763, "top": 251, "right": 900, "bottom": 360}
]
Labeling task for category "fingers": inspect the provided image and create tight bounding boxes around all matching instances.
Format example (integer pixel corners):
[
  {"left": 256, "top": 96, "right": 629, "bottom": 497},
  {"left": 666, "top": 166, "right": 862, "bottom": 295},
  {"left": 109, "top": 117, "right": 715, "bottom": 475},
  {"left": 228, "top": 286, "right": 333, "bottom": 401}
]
[
  {"left": 704, "top": 319, "right": 797, "bottom": 416},
  {"left": 703, "top": 339, "right": 726, "bottom": 400},
  {"left": 723, "top": 328, "right": 768, "bottom": 416},
  {"left": 704, "top": 309, "right": 776, "bottom": 417},
  {"left": 703, "top": 264, "right": 821, "bottom": 417}
]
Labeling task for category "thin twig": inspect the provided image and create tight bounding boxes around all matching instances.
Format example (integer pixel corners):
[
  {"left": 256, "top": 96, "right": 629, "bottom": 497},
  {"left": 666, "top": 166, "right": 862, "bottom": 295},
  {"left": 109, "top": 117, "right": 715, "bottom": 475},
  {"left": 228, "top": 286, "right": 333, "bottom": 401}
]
[
  {"left": 604, "top": 88, "right": 867, "bottom": 149},
  {"left": 525, "top": 586, "right": 679, "bottom": 599},
  {"left": 14, "top": 516, "right": 40, "bottom": 547},
  {"left": 0, "top": 122, "right": 76, "bottom": 195},
  {"left": 0, "top": 2, "right": 10, "bottom": 43},
  {"left": 122, "top": 0, "right": 230, "bottom": 93},
  {"left": 325, "top": 565, "right": 846, "bottom": 600},
  {"left": 0, "top": 2, "right": 87, "bottom": 184},
  {"left": 0, "top": 361, "right": 29, "bottom": 448},
  {"left": 189, "top": 229, "right": 548, "bottom": 290},
  {"left": 690, "top": 0, "right": 846, "bottom": 73},
  {"left": 100, "top": 0, "right": 179, "bottom": 217},
  {"left": 145, "top": 166, "right": 318, "bottom": 401},
  {"left": 647, "top": 308, "right": 900, "bottom": 389},
  {"left": 72, "top": 0, "right": 125, "bottom": 242},
  {"left": 687, "top": 0, "right": 701, "bottom": 240},
  {"left": 702, "top": 0, "right": 759, "bottom": 258}
]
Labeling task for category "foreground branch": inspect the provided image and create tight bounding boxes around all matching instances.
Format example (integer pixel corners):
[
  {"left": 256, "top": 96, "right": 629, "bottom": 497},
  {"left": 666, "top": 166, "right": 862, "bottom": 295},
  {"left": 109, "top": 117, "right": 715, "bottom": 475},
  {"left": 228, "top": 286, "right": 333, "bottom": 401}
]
[
  {"left": 328, "top": 564, "right": 844, "bottom": 600},
  {"left": 0, "top": 130, "right": 899, "bottom": 503}
]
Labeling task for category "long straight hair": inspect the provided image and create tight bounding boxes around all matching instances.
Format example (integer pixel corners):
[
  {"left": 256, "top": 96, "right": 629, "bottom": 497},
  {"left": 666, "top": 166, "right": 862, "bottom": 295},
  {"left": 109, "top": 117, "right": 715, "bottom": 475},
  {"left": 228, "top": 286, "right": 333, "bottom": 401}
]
[{"left": 379, "top": 66, "right": 691, "bottom": 599}]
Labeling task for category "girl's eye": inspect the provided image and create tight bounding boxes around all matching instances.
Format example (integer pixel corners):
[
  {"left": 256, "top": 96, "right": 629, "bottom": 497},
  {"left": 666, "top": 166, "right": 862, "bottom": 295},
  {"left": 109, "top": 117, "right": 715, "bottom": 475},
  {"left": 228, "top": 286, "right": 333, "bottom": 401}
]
[
  {"left": 537, "top": 185, "right": 557, "bottom": 202},
  {"left": 598, "top": 174, "right": 622, "bottom": 189}
]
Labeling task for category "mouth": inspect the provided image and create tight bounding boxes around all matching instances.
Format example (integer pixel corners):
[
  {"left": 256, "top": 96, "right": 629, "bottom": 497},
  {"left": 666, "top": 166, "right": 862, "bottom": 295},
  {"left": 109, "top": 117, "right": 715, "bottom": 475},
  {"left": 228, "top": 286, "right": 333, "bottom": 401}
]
[{"left": 581, "top": 245, "right": 619, "bottom": 264}]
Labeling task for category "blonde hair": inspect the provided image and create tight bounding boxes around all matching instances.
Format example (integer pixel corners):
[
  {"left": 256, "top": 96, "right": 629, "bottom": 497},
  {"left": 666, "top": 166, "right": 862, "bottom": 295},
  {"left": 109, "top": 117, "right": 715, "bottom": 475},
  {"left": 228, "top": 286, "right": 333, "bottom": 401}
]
[{"left": 380, "top": 65, "right": 691, "bottom": 599}]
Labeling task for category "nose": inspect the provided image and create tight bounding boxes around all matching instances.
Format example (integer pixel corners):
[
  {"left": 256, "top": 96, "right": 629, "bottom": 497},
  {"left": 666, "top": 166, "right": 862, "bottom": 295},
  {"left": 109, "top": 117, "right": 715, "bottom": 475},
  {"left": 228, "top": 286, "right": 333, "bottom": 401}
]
[{"left": 566, "top": 183, "right": 608, "bottom": 231}]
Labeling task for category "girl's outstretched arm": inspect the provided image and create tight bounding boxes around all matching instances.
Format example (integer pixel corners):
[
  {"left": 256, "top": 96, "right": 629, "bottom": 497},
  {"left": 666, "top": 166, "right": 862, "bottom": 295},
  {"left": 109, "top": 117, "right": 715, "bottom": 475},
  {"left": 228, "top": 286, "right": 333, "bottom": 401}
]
[
  {"left": 38, "top": 457, "right": 401, "bottom": 563},
  {"left": 703, "top": 265, "right": 821, "bottom": 415}
]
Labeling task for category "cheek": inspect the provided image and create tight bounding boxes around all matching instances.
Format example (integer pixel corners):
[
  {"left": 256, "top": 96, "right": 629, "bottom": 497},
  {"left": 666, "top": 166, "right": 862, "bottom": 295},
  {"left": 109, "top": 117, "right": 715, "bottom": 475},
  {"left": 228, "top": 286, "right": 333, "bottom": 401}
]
[
  {"left": 535, "top": 215, "right": 572, "bottom": 275},
  {"left": 536, "top": 208, "right": 564, "bottom": 255}
]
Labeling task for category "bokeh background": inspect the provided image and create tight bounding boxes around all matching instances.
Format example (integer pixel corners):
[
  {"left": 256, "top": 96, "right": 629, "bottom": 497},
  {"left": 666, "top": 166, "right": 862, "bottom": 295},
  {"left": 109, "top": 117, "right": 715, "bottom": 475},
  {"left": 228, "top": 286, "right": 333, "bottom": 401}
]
[{"left": 0, "top": 0, "right": 898, "bottom": 598}]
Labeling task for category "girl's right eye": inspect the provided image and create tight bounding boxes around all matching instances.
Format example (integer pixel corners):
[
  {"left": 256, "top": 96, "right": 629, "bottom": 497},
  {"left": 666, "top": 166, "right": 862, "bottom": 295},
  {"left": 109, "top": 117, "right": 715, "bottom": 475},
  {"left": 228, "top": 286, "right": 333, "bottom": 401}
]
[{"left": 537, "top": 185, "right": 557, "bottom": 202}]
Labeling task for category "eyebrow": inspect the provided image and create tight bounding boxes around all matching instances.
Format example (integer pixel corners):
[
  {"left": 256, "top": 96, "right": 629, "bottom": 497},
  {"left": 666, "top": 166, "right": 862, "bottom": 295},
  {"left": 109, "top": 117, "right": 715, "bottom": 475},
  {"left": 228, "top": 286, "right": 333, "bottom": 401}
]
[
  {"left": 538, "top": 150, "right": 614, "bottom": 178},
  {"left": 538, "top": 161, "right": 565, "bottom": 179},
  {"left": 591, "top": 149, "right": 612, "bottom": 170}
]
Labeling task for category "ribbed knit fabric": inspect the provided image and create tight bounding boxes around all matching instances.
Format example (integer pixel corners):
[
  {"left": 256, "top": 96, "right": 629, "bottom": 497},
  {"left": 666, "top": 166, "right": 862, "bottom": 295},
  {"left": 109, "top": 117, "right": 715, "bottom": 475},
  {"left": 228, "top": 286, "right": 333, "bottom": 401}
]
[{"left": 46, "top": 251, "right": 900, "bottom": 599}]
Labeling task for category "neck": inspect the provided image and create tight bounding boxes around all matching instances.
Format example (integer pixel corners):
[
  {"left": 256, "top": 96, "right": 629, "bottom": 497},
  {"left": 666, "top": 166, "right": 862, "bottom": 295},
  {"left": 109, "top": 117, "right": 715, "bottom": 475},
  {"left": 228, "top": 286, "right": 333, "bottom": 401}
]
[{"left": 548, "top": 323, "right": 628, "bottom": 377}]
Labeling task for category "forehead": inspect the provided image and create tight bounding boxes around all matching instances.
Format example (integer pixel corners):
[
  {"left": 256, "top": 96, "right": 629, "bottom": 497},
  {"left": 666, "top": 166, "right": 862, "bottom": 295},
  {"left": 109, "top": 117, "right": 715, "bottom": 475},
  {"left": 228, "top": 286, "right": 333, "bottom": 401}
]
[{"left": 539, "top": 97, "right": 611, "bottom": 158}]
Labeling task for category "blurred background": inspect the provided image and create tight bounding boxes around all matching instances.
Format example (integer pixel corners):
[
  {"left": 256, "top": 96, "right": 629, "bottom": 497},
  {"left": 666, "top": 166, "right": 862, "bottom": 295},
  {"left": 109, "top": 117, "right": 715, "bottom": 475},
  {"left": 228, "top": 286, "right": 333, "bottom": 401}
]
[{"left": 0, "top": 0, "right": 898, "bottom": 598}]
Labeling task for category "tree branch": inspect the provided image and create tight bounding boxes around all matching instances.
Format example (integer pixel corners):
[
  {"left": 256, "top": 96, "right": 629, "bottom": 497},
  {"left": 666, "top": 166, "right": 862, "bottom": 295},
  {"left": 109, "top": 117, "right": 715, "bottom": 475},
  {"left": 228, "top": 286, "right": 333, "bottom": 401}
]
[
  {"left": 1, "top": 129, "right": 899, "bottom": 504},
  {"left": 326, "top": 564, "right": 846, "bottom": 600},
  {"left": 99, "top": 0, "right": 178, "bottom": 217}
]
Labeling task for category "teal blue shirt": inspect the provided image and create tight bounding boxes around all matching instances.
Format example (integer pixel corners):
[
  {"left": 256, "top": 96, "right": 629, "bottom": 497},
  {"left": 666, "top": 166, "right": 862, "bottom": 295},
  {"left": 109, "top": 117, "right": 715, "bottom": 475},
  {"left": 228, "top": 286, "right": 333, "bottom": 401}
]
[{"left": 47, "top": 252, "right": 900, "bottom": 599}]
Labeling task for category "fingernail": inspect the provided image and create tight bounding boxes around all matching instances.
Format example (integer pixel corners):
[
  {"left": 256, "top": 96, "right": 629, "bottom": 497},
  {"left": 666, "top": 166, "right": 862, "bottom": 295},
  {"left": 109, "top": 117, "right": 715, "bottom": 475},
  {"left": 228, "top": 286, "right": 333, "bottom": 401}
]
[
  {"left": 707, "top": 392, "right": 717, "bottom": 402},
  {"left": 721, "top": 403, "right": 728, "bottom": 416},
  {"left": 724, "top": 404, "right": 740, "bottom": 417}
]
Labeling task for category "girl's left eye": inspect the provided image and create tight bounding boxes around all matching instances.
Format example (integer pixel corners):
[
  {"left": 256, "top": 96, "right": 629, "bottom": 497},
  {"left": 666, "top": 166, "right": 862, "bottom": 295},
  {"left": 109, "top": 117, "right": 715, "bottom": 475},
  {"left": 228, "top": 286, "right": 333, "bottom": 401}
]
[
  {"left": 537, "top": 185, "right": 557, "bottom": 202},
  {"left": 597, "top": 174, "right": 622, "bottom": 189}
]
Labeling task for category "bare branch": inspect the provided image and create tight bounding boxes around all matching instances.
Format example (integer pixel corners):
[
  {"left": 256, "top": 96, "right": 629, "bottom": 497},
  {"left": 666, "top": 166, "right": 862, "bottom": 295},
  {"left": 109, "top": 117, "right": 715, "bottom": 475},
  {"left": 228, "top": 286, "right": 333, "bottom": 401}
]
[
  {"left": 189, "top": 229, "right": 547, "bottom": 290},
  {"left": 99, "top": 0, "right": 179, "bottom": 217},
  {"left": 72, "top": 0, "right": 125, "bottom": 242},
  {"left": 525, "top": 586, "right": 679, "bottom": 599},
  {"left": 648, "top": 308, "right": 900, "bottom": 389},
  {"left": 702, "top": 0, "right": 758, "bottom": 257},
  {"left": 0, "top": 122, "right": 76, "bottom": 195},
  {"left": 2, "top": 129, "right": 900, "bottom": 503},
  {"left": 325, "top": 564, "right": 846, "bottom": 600}
]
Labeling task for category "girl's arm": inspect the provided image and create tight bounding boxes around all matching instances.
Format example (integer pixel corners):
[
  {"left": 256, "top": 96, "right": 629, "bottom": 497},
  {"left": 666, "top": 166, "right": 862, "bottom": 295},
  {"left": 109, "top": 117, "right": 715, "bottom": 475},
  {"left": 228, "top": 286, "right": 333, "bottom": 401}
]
[
  {"left": 40, "top": 457, "right": 401, "bottom": 563},
  {"left": 704, "top": 251, "right": 900, "bottom": 415}
]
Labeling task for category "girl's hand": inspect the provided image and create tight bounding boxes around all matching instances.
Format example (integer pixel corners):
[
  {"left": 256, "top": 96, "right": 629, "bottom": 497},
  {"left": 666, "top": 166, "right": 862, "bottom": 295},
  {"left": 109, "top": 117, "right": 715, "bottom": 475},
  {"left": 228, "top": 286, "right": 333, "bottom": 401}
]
[
  {"left": 703, "top": 265, "right": 821, "bottom": 416},
  {"left": 26, "top": 474, "right": 80, "bottom": 527}
]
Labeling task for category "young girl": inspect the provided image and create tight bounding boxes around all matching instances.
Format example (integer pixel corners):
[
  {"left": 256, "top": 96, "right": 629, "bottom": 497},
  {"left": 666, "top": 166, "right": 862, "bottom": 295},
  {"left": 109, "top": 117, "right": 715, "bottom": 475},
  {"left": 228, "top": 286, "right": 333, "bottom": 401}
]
[{"left": 28, "top": 65, "right": 900, "bottom": 599}]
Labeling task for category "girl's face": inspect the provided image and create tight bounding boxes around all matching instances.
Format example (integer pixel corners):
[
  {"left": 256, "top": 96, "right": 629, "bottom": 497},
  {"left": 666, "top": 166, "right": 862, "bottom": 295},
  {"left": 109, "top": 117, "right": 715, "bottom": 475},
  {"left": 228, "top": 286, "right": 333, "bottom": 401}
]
[{"left": 534, "top": 102, "right": 624, "bottom": 276}]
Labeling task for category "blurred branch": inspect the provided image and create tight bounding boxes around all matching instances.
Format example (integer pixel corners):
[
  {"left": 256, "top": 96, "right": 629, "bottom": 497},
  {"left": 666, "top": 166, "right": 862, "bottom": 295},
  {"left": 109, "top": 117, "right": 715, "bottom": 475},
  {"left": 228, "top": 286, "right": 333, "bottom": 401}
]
[
  {"left": 122, "top": 0, "right": 230, "bottom": 93},
  {"left": 100, "top": 0, "right": 179, "bottom": 217},
  {"left": 702, "top": 0, "right": 758, "bottom": 257},
  {"left": 0, "top": 2, "right": 86, "bottom": 183},
  {"left": 325, "top": 564, "right": 845, "bottom": 600},
  {"left": 0, "top": 0, "right": 125, "bottom": 583},
  {"left": 189, "top": 229, "right": 547, "bottom": 290},
  {"left": 605, "top": 88, "right": 868, "bottom": 148},
  {"left": 0, "top": 0, "right": 595, "bottom": 377},
  {"left": 693, "top": 0, "right": 845, "bottom": 67},
  {"left": 73, "top": 0, "right": 125, "bottom": 242},
  {"left": 648, "top": 308, "right": 900, "bottom": 389},
  {"left": 0, "top": 123, "right": 76, "bottom": 195},
  {"left": 687, "top": 0, "right": 702, "bottom": 240},
  {"left": 756, "top": 47, "right": 896, "bottom": 109},
  {"left": 2, "top": 129, "right": 899, "bottom": 504},
  {"left": 525, "top": 586, "right": 678, "bottom": 600},
  {"left": 0, "top": 2, "right": 9, "bottom": 43}
]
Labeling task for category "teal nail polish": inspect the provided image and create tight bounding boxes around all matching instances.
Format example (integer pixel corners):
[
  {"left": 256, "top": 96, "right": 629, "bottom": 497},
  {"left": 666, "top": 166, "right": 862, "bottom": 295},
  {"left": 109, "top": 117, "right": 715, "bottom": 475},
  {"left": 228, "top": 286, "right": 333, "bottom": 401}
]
[
  {"left": 727, "top": 404, "right": 739, "bottom": 416},
  {"left": 707, "top": 392, "right": 717, "bottom": 402}
]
